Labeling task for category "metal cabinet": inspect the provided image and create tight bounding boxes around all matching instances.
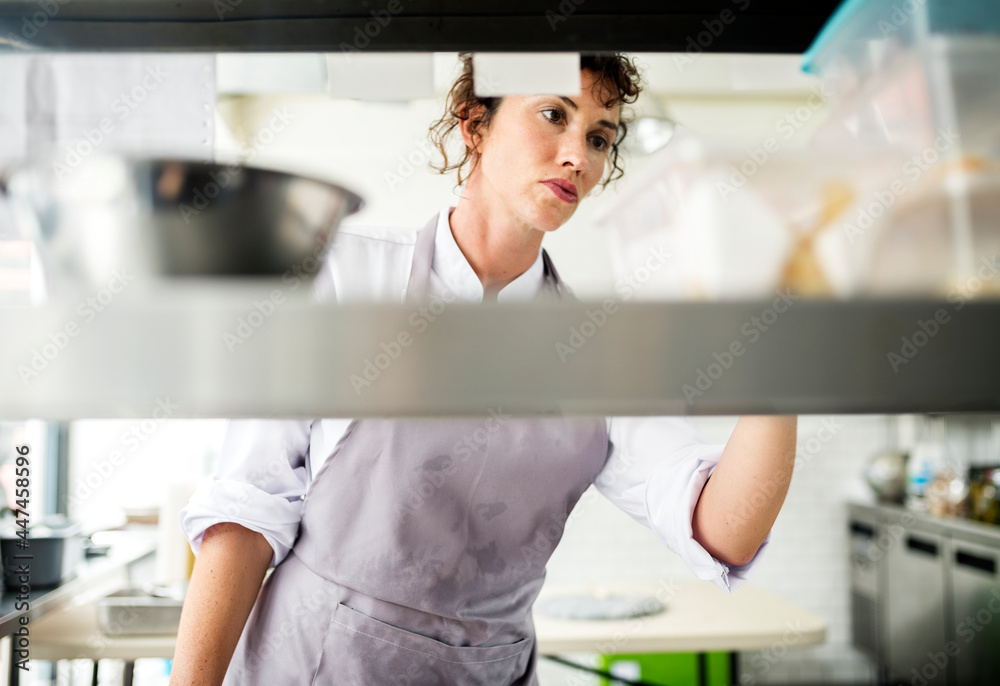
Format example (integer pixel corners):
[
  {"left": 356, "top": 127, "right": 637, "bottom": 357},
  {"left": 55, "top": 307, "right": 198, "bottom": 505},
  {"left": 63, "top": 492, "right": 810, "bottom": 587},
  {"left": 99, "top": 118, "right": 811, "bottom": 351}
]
[
  {"left": 849, "top": 516, "right": 883, "bottom": 665},
  {"left": 949, "top": 537, "right": 1000, "bottom": 685},
  {"left": 885, "top": 523, "right": 950, "bottom": 686},
  {"left": 849, "top": 502, "right": 1000, "bottom": 686}
]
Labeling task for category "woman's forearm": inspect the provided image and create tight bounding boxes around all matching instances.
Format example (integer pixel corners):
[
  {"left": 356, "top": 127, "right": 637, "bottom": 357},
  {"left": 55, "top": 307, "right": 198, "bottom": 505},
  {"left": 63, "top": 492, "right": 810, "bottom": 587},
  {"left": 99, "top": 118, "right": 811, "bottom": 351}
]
[
  {"left": 170, "top": 522, "right": 273, "bottom": 686},
  {"left": 691, "top": 415, "right": 798, "bottom": 567}
]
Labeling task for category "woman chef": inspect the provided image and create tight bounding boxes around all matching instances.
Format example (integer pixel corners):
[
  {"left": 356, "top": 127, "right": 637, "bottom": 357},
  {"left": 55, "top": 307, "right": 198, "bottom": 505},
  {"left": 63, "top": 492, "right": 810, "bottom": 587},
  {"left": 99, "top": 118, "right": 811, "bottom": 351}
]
[{"left": 171, "top": 53, "right": 798, "bottom": 686}]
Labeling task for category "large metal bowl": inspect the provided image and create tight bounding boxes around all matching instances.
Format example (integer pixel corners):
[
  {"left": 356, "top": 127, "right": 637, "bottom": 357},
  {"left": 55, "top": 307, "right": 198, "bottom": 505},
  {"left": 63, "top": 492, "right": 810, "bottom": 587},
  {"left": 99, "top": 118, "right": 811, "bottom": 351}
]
[{"left": 0, "top": 156, "right": 363, "bottom": 291}]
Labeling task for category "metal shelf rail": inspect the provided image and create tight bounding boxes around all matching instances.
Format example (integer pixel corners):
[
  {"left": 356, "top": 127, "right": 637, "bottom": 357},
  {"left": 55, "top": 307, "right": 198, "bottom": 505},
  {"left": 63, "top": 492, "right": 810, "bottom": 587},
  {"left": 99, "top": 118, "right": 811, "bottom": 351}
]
[{"left": 1, "top": 288, "right": 998, "bottom": 419}]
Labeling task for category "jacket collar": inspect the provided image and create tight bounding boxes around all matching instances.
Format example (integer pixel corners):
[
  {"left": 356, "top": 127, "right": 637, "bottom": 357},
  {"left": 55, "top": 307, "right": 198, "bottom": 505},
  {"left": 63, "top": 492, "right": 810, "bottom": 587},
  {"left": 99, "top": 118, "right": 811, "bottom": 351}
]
[{"left": 406, "top": 207, "right": 563, "bottom": 302}]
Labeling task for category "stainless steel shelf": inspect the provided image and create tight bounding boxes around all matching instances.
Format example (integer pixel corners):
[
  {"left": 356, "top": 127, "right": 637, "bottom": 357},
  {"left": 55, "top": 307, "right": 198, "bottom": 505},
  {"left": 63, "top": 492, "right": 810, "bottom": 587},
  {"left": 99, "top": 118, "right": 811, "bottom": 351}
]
[
  {"left": 2, "top": 286, "right": 998, "bottom": 419},
  {"left": 0, "top": 0, "right": 839, "bottom": 53}
]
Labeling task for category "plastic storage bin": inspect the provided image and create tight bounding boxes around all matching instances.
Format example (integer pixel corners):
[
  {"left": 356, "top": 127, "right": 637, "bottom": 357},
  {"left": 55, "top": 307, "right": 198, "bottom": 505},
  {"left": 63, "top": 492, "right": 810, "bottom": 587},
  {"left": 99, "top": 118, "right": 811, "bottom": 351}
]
[
  {"left": 800, "top": 0, "right": 1000, "bottom": 296},
  {"left": 808, "top": 35, "right": 1000, "bottom": 160},
  {"left": 593, "top": 131, "right": 911, "bottom": 300},
  {"left": 803, "top": 0, "right": 1000, "bottom": 157},
  {"left": 803, "top": 0, "right": 1000, "bottom": 87}
]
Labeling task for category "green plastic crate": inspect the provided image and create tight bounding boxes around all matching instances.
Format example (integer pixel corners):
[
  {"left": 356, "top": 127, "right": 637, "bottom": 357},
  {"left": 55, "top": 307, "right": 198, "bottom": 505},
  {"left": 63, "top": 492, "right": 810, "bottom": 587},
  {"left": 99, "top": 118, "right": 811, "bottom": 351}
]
[{"left": 595, "top": 652, "right": 730, "bottom": 686}]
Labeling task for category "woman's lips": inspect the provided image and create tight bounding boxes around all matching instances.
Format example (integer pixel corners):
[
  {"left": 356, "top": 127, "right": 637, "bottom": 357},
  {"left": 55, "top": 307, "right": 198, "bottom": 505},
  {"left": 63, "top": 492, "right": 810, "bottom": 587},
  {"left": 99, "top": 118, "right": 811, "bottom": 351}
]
[{"left": 542, "top": 180, "right": 578, "bottom": 204}]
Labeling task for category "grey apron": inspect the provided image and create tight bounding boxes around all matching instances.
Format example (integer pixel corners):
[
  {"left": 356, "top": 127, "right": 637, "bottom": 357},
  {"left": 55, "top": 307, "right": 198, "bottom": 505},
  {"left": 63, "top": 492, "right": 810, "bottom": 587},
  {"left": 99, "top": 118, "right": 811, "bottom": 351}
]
[{"left": 223, "top": 211, "right": 609, "bottom": 685}]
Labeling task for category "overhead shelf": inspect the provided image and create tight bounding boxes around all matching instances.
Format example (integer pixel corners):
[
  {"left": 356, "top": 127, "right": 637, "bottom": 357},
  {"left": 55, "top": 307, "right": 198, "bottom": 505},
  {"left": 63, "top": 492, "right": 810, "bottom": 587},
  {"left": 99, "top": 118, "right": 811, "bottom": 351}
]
[
  {"left": 1, "top": 286, "right": 997, "bottom": 419},
  {"left": 0, "top": 0, "right": 840, "bottom": 53}
]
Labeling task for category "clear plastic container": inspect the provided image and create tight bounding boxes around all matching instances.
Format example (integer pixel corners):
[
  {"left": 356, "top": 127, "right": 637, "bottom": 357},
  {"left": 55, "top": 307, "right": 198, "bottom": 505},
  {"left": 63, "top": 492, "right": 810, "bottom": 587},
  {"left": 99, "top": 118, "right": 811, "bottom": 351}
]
[
  {"left": 809, "top": 35, "right": 1000, "bottom": 160},
  {"left": 593, "top": 132, "right": 912, "bottom": 300},
  {"left": 860, "top": 160, "right": 1000, "bottom": 297},
  {"left": 803, "top": 0, "right": 1000, "bottom": 157},
  {"left": 803, "top": 0, "right": 1000, "bottom": 90},
  {"left": 801, "top": 1, "right": 1000, "bottom": 296}
]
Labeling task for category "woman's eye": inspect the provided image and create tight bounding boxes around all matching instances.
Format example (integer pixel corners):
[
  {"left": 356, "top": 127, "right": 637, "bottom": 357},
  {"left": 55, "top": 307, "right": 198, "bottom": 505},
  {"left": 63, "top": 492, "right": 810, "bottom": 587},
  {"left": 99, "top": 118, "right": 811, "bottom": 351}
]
[
  {"left": 591, "top": 136, "right": 609, "bottom": 151},
  {"left": 542, "top": 108, "right": 564, "bottom": 124}
]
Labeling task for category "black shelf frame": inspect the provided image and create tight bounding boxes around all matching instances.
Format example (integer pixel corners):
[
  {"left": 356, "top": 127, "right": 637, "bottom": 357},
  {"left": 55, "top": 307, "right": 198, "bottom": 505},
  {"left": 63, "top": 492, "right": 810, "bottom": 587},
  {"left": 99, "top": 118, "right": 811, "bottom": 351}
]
[{"left": 0, "top": 0, "right": 841, "bottom": 53}]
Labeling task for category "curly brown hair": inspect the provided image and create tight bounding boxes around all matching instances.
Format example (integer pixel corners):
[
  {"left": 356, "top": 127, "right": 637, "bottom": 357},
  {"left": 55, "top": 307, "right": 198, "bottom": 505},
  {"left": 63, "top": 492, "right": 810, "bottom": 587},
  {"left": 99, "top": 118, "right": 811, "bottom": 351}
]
[{"left": 428, "top": 53, "right": 643, "bottom": 192}]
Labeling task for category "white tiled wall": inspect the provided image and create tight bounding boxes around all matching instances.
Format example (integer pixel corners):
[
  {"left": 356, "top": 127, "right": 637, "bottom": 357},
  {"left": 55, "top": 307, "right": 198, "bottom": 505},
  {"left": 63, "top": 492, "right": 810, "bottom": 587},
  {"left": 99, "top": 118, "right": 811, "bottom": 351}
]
[{"left": 539, "top": 415, "right": 893, "bottom": 685}]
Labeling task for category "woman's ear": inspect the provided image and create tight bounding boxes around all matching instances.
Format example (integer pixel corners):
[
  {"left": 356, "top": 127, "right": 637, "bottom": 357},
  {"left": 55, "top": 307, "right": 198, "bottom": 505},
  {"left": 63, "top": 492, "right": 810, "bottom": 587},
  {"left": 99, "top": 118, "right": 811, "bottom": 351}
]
[{"left": 458, "top": 101, "right": 487, "bottom": 158}]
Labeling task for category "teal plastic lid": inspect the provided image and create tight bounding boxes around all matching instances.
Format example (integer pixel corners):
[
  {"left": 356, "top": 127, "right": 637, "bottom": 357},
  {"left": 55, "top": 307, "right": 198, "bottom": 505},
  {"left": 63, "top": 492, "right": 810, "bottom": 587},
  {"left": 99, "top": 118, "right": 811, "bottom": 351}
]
[{"left": 803, "top": 0, "right": 1000, "bottom": 74}]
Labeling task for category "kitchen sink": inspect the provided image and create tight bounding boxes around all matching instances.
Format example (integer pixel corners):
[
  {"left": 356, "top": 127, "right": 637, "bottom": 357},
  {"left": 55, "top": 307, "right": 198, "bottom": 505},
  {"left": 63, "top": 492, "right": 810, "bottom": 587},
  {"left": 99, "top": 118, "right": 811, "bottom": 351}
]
[{"left": 97, "top": 584, "right": 185, "bottom": 636}]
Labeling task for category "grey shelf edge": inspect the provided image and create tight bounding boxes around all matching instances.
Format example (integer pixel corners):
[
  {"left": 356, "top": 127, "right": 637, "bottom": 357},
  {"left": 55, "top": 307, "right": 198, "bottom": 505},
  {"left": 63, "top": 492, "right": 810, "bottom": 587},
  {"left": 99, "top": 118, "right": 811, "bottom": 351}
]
[
  {"left": 0, "top": 1, "right": 840, "bottom": 53},
  {"left": 2, "top": 290, "right": 999, "bottom": 419}
]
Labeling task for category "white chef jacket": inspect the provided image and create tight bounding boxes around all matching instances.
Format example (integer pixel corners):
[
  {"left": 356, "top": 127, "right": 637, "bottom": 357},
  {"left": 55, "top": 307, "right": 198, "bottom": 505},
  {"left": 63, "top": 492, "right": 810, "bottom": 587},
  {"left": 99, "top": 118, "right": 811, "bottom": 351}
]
[{"left": 179, "top": 207, "right": 770, "bottom": 593}]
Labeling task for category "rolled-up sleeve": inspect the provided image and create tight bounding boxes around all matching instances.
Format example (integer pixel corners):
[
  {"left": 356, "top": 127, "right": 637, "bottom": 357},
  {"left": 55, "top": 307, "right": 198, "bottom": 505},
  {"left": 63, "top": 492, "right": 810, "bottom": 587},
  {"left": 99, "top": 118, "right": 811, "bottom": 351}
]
[
  {"left": 179, "top": 418, "right": 313, "bottom": 569},
  {"left": 595, "top": 416, "right": 770, "bottom": 593}
]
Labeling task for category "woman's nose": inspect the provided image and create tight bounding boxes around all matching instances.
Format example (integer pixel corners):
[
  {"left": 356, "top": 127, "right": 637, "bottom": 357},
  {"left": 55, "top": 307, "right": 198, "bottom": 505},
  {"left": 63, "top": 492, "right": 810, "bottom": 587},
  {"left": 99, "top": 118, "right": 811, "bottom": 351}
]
[{"left": 559, "top": 134, "right": 589, "bottom": 172}]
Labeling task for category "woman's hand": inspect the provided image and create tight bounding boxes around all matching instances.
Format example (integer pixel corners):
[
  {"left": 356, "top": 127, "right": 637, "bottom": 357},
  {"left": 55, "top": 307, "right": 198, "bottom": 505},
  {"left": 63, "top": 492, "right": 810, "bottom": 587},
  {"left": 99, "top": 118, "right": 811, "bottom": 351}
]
[
  {"left": 691, "top": 416, "right": 798, "bottom": 567},
  {"left": 169, "top": 522, "right": 273, "bottom": 686}
]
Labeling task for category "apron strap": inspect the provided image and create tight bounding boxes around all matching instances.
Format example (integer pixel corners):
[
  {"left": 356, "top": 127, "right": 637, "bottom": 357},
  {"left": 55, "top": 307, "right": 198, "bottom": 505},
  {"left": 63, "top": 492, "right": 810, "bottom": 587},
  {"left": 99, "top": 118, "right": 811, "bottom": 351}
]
[
  {"left": 540, "top": 248, "right": 566, "bottom": 301},
  {"left": 404, "top": 211, "right": 439, "bottom": 302}
]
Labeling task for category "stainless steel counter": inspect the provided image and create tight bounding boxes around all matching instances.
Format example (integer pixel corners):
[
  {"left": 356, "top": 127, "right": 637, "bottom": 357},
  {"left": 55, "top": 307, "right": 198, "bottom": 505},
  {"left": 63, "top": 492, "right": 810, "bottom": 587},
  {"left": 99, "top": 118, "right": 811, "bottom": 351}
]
[
  {"left": 0, "top": 530, "right": 155, "bottom": 638},
  {"left": 849, "top": 500, "right": 1000, "bottom": 548}
]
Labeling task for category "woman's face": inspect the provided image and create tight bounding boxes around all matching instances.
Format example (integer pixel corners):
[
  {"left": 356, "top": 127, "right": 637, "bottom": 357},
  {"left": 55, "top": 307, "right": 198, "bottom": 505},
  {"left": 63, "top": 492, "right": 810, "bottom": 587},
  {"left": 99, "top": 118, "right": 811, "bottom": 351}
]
[{"left": 467, "top": 69, "right": 621, "bottom": 232}]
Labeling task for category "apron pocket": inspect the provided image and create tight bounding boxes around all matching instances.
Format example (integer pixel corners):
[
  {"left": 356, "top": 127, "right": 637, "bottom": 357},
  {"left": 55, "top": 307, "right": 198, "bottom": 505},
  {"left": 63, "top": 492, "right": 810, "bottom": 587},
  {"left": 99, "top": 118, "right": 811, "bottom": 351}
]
[{"left": 311, "top": 602, "right": 532, "bottom": 686}]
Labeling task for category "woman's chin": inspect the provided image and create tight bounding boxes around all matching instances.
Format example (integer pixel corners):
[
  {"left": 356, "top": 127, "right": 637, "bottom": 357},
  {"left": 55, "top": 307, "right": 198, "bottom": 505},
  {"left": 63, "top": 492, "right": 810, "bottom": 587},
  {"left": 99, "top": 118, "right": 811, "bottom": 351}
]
[
  {"left": 532, "top": 200, "right": 577, "bottom": 232},
  {"left": 535, "top": 216, "right": 569, "bottom": 233}
]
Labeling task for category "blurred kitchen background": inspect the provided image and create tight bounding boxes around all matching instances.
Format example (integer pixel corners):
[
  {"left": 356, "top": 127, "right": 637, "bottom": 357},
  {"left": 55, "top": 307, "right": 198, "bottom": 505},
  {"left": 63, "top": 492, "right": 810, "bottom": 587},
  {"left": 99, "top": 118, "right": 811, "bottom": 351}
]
[{"left": 1, "top": 45, "right": 999, "bottom": 685}]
